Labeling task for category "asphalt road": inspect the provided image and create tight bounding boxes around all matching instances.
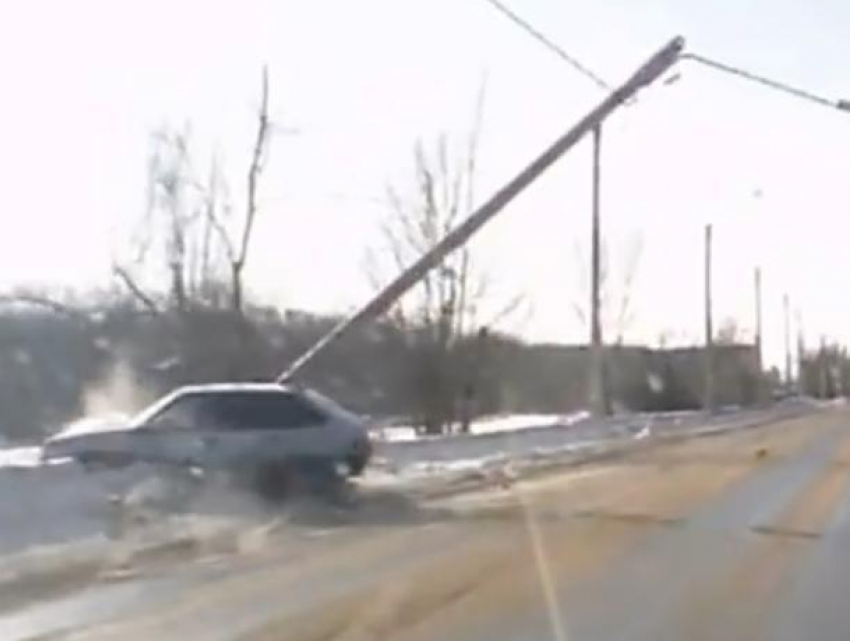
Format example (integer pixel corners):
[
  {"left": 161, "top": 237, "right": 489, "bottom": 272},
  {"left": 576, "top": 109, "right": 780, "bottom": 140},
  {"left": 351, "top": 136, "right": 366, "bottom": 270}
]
[{"left": 4, "top": 408, "right": 850, "bottom": 641}]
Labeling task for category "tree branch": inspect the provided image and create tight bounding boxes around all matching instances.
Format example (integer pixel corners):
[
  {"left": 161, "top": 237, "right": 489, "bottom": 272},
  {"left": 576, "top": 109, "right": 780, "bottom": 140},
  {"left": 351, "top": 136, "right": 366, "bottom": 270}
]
[
  {"left": 236, "top": 65, "right": 270, "bottom": 270},
  {"left": 112, "top": 265, "right": 162, "bottom": 316},
  {"left": 0, "top": 293, "right": 95, "bottom": 327},
  {"left": 206, "top": 194, "right": 237, "bottom": 264}
]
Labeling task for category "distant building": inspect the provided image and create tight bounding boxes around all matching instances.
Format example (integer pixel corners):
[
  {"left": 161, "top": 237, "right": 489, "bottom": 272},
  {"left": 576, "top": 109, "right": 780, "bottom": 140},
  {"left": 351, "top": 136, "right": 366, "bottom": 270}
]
[{"left": 494, "top": 342, "right": 760, "bottom": 413}]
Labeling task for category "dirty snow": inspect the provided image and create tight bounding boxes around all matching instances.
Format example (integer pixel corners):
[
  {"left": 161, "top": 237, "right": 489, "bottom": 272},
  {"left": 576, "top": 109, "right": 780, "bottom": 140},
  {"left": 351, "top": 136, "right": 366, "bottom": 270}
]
[
  {"left": 374, "top": 411, "right": 590, "bottom": 442},
  {"left": 0, "top": 401, "right": 822, "bottom": 568},
  {"left": 0, "top": 446, "right": 41, "bottom": 468}
]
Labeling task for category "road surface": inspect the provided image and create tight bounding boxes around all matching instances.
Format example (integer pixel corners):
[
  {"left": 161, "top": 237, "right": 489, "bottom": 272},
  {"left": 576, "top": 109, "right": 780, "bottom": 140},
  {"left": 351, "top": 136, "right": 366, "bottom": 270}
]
[{"left": 3, "top": 408, "right": 850, "bottom": 640}]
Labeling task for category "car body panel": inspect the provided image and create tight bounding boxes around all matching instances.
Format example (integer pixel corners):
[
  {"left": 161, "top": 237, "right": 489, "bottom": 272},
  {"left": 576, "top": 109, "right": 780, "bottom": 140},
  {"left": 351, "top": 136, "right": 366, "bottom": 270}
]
[{"left": 42, "top": 384, "right": 371, "bottom": 475}]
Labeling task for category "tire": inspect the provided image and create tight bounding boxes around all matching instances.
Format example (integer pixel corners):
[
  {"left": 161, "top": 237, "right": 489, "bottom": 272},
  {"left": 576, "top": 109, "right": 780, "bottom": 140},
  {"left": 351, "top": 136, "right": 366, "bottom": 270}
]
[
  {"left": 250, "top": 461, "right": 294, "bottom": 503},
  {"left": 346, "top": 453, "right": 368, "bottom": 477},
  {"left": 346, "top": 438, "right": 372, "bottom": 477}
]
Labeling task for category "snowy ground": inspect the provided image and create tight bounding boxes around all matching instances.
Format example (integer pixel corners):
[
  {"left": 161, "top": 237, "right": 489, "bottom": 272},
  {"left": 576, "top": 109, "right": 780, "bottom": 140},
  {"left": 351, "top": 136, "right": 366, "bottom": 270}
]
[
  {"left": 372, "top": 411, "right": 590, "bottom": 442},
  {"left": 0, "top": 400, "right": 826, "bottom": 578},
  {"left": 371, "top": 406, "right": 760, "bottom": 476}
]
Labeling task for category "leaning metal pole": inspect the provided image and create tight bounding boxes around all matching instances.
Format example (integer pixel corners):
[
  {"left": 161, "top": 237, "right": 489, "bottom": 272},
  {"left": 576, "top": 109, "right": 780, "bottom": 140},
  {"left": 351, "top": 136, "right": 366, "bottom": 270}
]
[{"left": 277, "top": 36, "right": 685, "bottom": 383}]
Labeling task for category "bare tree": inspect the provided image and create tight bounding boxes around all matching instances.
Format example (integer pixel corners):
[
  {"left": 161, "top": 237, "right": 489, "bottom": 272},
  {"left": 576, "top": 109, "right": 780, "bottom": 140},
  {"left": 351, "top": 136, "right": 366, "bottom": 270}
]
[
  {"left": 232, "top": 66, "right": 271, "bottom": 313},
  {"left": 570, "top": 234, "right": 642, "bottom": 412},
  {"left": 151, "top": 127, "right": 197, "bottom": 312},
  {"left": 113, "top": 66, "right": 273, "bottom": 321},
  {"left": 112, "top": 266, "right": 162, "bottom": 317},
  {"left": 368, "top": 85, "right": 507, "bottom": 434},
  {"left": 113, "top": 125, "right": 203, "bottom": 315},
  {"left": 106, "top": 68, "right": 273, "bottom": 384},
  {"left": 206, "top": 66, "right": 272, "bottom": 315},
  {"left": 375, "top": 139, "right": 473, "bottom": 434},
  {"left": 572, "top": 233, "right": 643, "bottom": 345}
]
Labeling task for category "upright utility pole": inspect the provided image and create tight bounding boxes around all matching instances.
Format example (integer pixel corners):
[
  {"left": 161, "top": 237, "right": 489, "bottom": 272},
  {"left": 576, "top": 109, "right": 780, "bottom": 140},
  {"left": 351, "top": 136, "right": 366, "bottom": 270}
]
[
  {"left": 704, "top": 224, "right": 715, "bottom": 412},
  {"left": 589, "top": 125, "right": 606, "bottom": 417},
  {"left": 783, "top": 294, "right": 792, "bottom": 386},
  {"left": 796, "top": 311, "right": 806, "bottom": 394},
  {"left": 754, "top": 267, "right": 764, "bottom": 402},
  {"left": 754, "top": 267, "right": 763, "bottom": 372}
]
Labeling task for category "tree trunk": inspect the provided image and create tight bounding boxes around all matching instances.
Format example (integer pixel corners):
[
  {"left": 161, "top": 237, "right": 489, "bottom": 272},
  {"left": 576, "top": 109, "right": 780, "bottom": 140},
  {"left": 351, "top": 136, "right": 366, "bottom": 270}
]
[
  {"left": 170, "top": 262, "right": 187, "bottom": 313},
  {"left": 231, "top": 263, "right": 244, "bottom": 315}
]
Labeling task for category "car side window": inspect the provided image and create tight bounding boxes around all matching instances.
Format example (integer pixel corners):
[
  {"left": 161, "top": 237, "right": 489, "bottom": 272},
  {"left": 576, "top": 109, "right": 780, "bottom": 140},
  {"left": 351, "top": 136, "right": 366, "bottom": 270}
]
[
  {"left": 144, "top": 394, "right": 209, "bottom": 429},
  {"left": 208, "top": 392, "right": 326, "bottom": 431}
]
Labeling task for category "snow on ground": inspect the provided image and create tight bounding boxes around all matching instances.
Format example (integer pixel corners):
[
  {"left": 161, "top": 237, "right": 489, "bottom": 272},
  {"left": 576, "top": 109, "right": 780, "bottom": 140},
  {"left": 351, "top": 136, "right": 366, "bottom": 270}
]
[
  {"left": 0, "top": 411, "right": 603, "bottom": 562},
  {"left": 0, "top": 462, "right": 162, "bottom": 556},
  {"left": 0, "top": 446, "right": 41, "bottom": 468},
  {"left": 0, "top": 461, "right": 283, "bottom": 595},
  {"left": 370, "top": 400, "right": 822, "bottom": 483},
  {"left": 0, "top": 400, "right": 823, "bottom": 568},
  {"left": 374, "top": 411, "right": 590, "bottom": 442},
  {"left": 372, "top": 410, "right": 697, "bottom": 473}
]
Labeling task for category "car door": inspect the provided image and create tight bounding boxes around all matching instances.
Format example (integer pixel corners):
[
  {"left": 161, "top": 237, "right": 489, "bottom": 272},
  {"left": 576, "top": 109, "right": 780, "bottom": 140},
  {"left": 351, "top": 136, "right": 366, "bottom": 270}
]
[{"left": 134, "top": 393, "right": 214, "bottom": 466}]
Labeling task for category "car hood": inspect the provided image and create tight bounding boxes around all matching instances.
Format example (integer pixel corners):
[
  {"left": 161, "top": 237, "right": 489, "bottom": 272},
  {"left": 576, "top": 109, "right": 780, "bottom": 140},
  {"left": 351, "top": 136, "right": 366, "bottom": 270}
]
[{"left": 46, "top": 414, "right": 133, "bottom": 443}]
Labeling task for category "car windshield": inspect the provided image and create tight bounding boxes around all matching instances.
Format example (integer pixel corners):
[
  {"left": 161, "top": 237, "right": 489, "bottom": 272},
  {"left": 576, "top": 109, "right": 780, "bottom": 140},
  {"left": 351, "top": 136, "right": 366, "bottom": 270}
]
[
  {"left": 129, "top": 392, "right": 184, "bottom": 428},
  {"left": 4, "top": 2, "right": 850, "bottom": 639}
]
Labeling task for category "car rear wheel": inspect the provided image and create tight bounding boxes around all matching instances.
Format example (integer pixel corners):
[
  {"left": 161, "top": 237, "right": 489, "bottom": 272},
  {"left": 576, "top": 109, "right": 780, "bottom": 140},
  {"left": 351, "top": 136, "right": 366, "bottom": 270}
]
[
  {"left": 346, "top": 453, "right": 368, "bottom": 477},
  {"left": 249, "top": 461, "right": 294, "bottom": 502},
  {"left": 346, "top": 438, "right": 372, "bottom": 477},
  {"left": 249, "top": 458, "right": 345, "bottom": 502}
]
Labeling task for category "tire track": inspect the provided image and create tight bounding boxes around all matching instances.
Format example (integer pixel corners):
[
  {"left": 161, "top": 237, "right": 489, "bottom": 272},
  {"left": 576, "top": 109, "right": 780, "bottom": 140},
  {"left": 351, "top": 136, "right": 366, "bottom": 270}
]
[
  {"left": 241, "top": 414, "right": 840, "bottom": 641},
  {"left": 667, "top": 423, "right": 850, "bottom": 641},
  {"left": 45, "top": 411, "right": 844, "bottom": 641}
]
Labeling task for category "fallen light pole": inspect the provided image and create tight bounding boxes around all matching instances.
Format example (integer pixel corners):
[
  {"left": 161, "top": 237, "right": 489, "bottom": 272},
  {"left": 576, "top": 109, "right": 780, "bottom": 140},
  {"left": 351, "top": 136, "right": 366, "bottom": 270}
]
[{"left": 276, "top": 36, "right": 685, "bottom": 383}]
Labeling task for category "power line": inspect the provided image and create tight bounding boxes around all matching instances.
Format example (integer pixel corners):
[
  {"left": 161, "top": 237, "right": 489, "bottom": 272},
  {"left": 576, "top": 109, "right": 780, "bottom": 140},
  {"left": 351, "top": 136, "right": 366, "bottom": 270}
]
[
  {"left": 480, "top": 0, "right": 850, "bottom": 115},
  {"left": 681, "top": 53, "right": 846, "bottom": 112},
  {"left": 480, "top": 0, "right": 612, "bottom": 91}
]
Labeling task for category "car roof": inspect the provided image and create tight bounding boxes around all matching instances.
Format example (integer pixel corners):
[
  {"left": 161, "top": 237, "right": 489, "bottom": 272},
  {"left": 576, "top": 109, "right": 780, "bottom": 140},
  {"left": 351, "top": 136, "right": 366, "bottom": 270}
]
[
  {"left": 174, "top": 382, "right": 300, "bottom": 396},
  {"left": 129, "top": 382, "right": 311, "bottom": 427}
]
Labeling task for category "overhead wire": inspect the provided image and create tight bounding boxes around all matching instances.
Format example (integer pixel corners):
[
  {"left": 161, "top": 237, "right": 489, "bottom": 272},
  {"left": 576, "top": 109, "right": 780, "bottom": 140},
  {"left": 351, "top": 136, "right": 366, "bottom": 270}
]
[
  {"left": 681, "top": 53, "right": 842, "bottom": 110},
  {"left": 479, "top": 0, "right": 612, "bottom": 91}
]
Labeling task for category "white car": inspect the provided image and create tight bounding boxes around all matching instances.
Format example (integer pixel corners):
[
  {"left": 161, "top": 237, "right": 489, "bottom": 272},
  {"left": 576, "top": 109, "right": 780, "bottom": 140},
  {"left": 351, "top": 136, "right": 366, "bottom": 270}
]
[{"left": 42, "top": 383, "right": 372, "bottom": 478}]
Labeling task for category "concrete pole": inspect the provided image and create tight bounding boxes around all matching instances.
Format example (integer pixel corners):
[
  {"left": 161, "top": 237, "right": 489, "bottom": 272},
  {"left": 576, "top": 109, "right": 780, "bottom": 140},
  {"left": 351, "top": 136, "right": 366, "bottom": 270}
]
[
  {"left": 589, "top": 125, "right": 607, "bottom": 417},
  {"left": 783, "top": 294, "right": 792, "bottom": 387},
  {"left": 754, "top": 267, "right": 765, "bottom": 403},
  {"left": 277, "top": 37, "right": 686, "bottom": 382},
  {"left": 797, "top": 310, "right": 805, "bottom": 395},
  {"left": 754, "top": 267, "right": 762, "bottom": 372},
  {"left": 704, "top": 224, "right": 715, "bottom": 412}
]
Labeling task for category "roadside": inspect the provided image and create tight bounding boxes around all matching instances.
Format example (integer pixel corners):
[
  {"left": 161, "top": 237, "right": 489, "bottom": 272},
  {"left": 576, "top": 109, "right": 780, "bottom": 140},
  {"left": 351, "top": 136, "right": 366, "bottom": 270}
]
[
  {"left": 25, "top": 407, "right": 844, "bottom": 641},
  {"left": 0, "top": 400, "right": 830, "bottom": 620}
]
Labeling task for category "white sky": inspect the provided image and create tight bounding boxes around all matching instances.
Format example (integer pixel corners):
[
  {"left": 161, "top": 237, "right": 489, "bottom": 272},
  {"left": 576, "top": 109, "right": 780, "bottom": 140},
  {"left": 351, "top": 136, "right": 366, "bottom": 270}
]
[{"left": 1, "top": 0, "right": 850, "bottom": 370}]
